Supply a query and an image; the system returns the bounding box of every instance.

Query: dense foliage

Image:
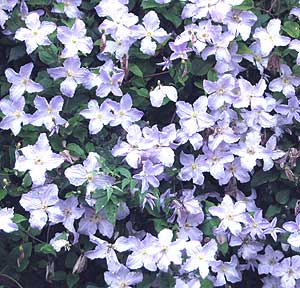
[2,0,300,287]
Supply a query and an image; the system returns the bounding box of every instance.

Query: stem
[143,71,170,78]
[19,227,45,244]
[0,273,24,288]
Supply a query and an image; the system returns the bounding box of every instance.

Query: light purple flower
[133,11,168,55]
[169,41,193,61]
[184,239,218,278]
[19,184,60,229]
[273,256,300,288]
[243,209,269,239]
[0,96,29,135]
[257,245,284,275]
[30,95,67,133]
[104,265,143,288]
[48,196,84,238]
[0,207,18,233]
[283,214,300,248]
[106,94,143,129]
[15,12,56,54]
[96,70,124,98]
[275,96,300,123]
[209,195,246,236]
[149,83,178,108]
[263,217,284,241]
[269,64,300,97]
[14,133,64,185]
[253,19,290,56]
[5,62,43,99]
[80,100,113,134]
[47,56,89,97]
[203,74,235,110]
[289,39,300,65]
[0,0,17,29]
[133,160,164,193]
[211,256,242,287]
[65,152,115,205]
[176,96,215,136]
[261,135,285,171]
[155,228,185,272]
[78,207,114,238]
[57,19,93,58]
[223,10,257,41]
[178,152,208,185]
[52,0,82,18]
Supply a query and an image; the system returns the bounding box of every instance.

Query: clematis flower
[14,133,64,185]
[125,234,160,271]
[289,39,300,65]
[133,160,164,193]
[78,207,114,238]
[30,95,67,133]
[181,0,219,21]
[0,96,29,135]
[65,152,115,205]
[178,152,208,186]
[269,64,300,98]
[169,41,193,61]
[52,0,82,18]
[50,232,71,252]
[85,235,131,272]
[19,184,60,230]
[231,131,264,172]
[257,245,284,275]
[261,135,285,171]
[104,265,143,288]
[133,11,168,55]
[223,10,257,41]
[211,256,242,287]
[275,96,300,123]
[106,94,143,129]
[203,74,235,110]
[208,195,246,236]
[155,229,185,272]
[149,82,178,107]
[0,207,18,233]
[47,56,89,97]
[5,62,43,99]
[80,100,113,134]
[176,96,215,136]
[48,197,84,239]
[15,12,56,54]
[96,70,124,98]
[273,256,300,288]
[283,214,300,248]
[243,209,269,239]
[184,239,218,278]
[253,19,290,56]
[0,0,18,29]
[263,217,284,241]
[57,19,93,58]
[220,158,250,185]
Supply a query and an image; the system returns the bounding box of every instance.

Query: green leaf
[200,279,213,288]
[275,189,290,205]
[207,69,218,81]
[265,204,281,218]
[142,0,162,9]
[104,201,118,225]
[8,46,27,63]
[53,3,64,11]
[201,218,220,236]
[95,194,109,213]
[129,64,144,77]
[237,42,253,55]
[218,241,229,256]
[282,21,300,38]
[116,167,131,178]
[13,213,27,224]
[191,58,214,76]
[35,243,56,256]
[251,169,279,187]
[66,274,79,288]
[66,143,85,158]
[38,44,58,65]
[0,189,7,201]
[22,173,32,188]
[233,0,254,10]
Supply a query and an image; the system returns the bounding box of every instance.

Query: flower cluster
[1,0,300,287]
